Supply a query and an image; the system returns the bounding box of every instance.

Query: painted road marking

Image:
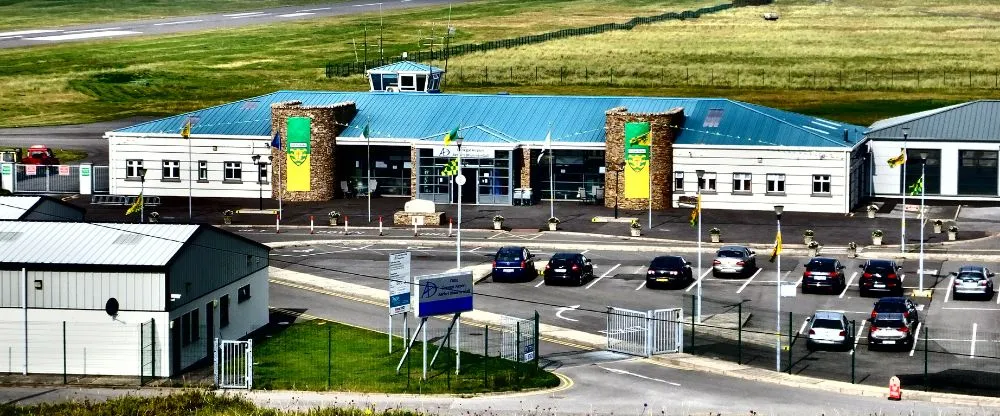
[228,13,270,19]
[685,269,713,292]
[534,279,546,288]
[299,7,332,12]
[971,323,978,358]
[586,263,620,289]
[353,2,385,7]
[736,267,763,294]
[224,11,264,17]
[279,12,315,17]
[851,319,866,354]
[945,275,955,302]
[469,246,481,252]
[909,322,922,357]
[581,249,590,255]
[598,366,680,386]
[154,20,204,26]
[65,27,121,34]
[0,29,60,37]
[29,30,139,41]
[797,318,810,336]
[839,272,858,299]
[636,281,646,291]
[942,307,1000,311]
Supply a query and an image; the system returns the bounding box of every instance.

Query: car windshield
[811,318,843,330]
[718,250,744,258]
[496,250,521,262]
[651,257,683,268]
[866,265,894,275]
[807,260,836,271]
[875,302,906,313]
[873,318,905,328]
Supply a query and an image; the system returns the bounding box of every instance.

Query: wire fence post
[533,311,540,371]
[483,325,489,389]
[690,294,696,352]
[924,327,929,391]
[327,324,332,390]
[63,321,67,384]
[737,302,743,365]
[851,320,856,384]
[787,311,793,374]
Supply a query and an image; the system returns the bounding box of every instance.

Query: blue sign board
[388,252,412,315]
[416,272,474,318]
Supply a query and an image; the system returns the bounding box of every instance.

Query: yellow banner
[624,122,651,199]
[286,117,311,192]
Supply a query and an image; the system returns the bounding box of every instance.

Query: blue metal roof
[114,91,863,148]
[367,61,444,74]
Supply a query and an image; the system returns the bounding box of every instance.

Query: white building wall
[107,135,273,199]
[871,140,998,198]
[672,146,852,213]
[1,270,164,310]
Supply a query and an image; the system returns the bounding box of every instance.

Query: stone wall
[604,107,684,211]
[270,101,356,201]
[519,147,532,188]
[409,145,418,200]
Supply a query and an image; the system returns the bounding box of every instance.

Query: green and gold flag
[623,122,651,199]
[286,117,312,192]
[688,194,701,228]
[125,194,143,216]
[887,149,906,168]
[908,175,924,196]
[769,231,782,263]
[441,158,459,176]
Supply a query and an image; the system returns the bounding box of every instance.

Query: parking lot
[269,238,1000,394]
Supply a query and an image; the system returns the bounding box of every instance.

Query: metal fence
[139,319,157,385]
[214,338,252,389]
[13,164,80,194]
[684,295,1000,397]
[93,165,109,194]
[324,0,770,78]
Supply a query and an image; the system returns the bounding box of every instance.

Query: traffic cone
[888,376,901,401]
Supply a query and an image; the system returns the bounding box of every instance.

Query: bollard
[378,215,384,236]
[310,215,315,234]
[448,217,453,237]
[275,213,280,234]
[888,376,902,400]
[344,215,349,234]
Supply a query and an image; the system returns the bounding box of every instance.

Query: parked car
[868,312,916,350]
[491,246,538,282]
[20,145,59,165]
[952,265,995,300]
[543,252,594,286]
[712,245,757,278]
[870,297,919,324]
[646,255,693,289]
[806,310,853,352]
[858,259,903,297]
[801,257,847,294]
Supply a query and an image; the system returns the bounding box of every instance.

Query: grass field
[0,0,348,31]
[0,0,998,128]
[253,319,557,393]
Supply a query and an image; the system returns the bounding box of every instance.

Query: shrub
[872,229,884,237]
[548,217,560,224]
[493,215,505,222]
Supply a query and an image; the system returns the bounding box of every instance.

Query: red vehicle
[21,145,60,165]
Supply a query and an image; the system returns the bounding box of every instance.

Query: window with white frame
[161,160,180,181]
[766,173,786,194]
[812,174,831,195]
[732,173,752,193]
[126,159,143,179]
[198,160,208,181]
[674,172,684,192]
[697,172,717,192]
[224,162,242,182]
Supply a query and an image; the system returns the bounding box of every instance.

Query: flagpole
[367,120,372,223]
[901,133,908,253]
[775,205,783,373]
[919,160,926,292]
[548,145,554,220]
[647,138,652,230]
[187,137,192,222]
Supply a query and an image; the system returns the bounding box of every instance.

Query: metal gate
[13,164,80,193]
[606,307,683,357]
[500,314,537,363]
[214,338,253,389]
[92,166,109,193]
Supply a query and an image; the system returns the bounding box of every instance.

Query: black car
[646,255,693,289]
[858,259,903,297]
[543,252,594,286]
[870,297,919,324]
[801,257,847,294]
[491,246,538,282]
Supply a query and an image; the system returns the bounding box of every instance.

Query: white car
[806,310,853,352]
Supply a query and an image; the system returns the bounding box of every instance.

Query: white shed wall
[672,146,852,213]
[0,270,164,310]
[108,135,273,199]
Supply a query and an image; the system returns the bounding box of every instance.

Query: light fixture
[212,146,218,151]
[33,280,42,290]
[696,170,705,179]
[901,127,910,139]
[920,152,928,160]
[774,205,784,216]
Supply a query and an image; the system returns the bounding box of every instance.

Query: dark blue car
[492,246,538,282]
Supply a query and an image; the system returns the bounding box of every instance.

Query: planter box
[493,221,503,230]
[847,248,857,258]
[329,218,340,226]
[867,210,876,219]
[948,231,957,241]
[808,248,818,257]
[630,229,641,237]
[548,223,558,231]
[933,224,942,233]
[803,235,814,245]
[710,234,721,243]
[872,236,883,245]
[223,216,232,225]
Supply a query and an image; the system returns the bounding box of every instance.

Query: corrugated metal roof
[0,196,41,220]
[866,101,1000,141]
[367,61,444,74]
[113,91,864,148]
[0,222,199,266]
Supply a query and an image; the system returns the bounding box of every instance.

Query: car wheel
[577,276,584,286]
[712,270,721,278]
[860,288,869,298]
[806,343,816,353]
[544,278,551,286]
[801,285,810,295]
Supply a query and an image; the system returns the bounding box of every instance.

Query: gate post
[0,163,13,193]
[79,163,92,195]
[645,310,653,357]
[213,338,219,387]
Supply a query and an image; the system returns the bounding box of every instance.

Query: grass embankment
[254,319,557,393]
[0,390,420,416]
[0,0,348,31]
[7,148,87,164]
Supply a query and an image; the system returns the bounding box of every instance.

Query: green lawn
[0,0,350,31]
[253,319,558,393]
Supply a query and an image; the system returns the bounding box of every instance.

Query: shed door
[958,150,998,196]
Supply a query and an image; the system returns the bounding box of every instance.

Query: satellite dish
[105,298,120,318]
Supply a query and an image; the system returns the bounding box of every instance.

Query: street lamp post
[696,170,705,323]
[918,152,927,292]
[251,155,264,211]
[138,167,147,223]
[901,127,910,253]
[455,137,465,270]
[774,204,784,372]
[611,162,625,219]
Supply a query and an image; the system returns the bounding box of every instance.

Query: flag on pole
[443,125,459,146]
[362,123,370,140]
[887,149,906,168]
[768,231,782,263]
[441,158,459,176]
[537,130,551,164]
[125,195,144,216]
[908,175,924,196]
[688,194,701,227]
[270,132,282,150]
[180,120,191,139]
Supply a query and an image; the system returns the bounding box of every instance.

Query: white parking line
[581,249,590,255]
[28,30,138,40]
[153,19,204,26]
[909,322,922,357]
[534,279,545,288]
[797,318,810,336]
[851,319,866,354]
[279,12,315,17]
[945,275,955,303]
[298,7,332,12]
[636,281,646,291]
[64,27,121,34]
[224,11,264,17]
[736,268,763,294]
[469,246,481,252]
[793,275,804,289]
[228,13,270,19]
[634,266,646,274]
[0,29,60,37]
[586,263,619,289]
[839,272,858,299]
[971,323,978,358]
[942,307,1000,311]
[685,269,713,292]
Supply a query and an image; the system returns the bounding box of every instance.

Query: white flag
[537,130,551,164]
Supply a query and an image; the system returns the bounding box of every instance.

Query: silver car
[868,312,915,350]
[952,265,996,300]
[806,310,853,352]
[712,245,757,278]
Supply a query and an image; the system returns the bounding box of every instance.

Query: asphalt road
[0,118,153,163]
[262,236,1000,395]
[0,0,471,49]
